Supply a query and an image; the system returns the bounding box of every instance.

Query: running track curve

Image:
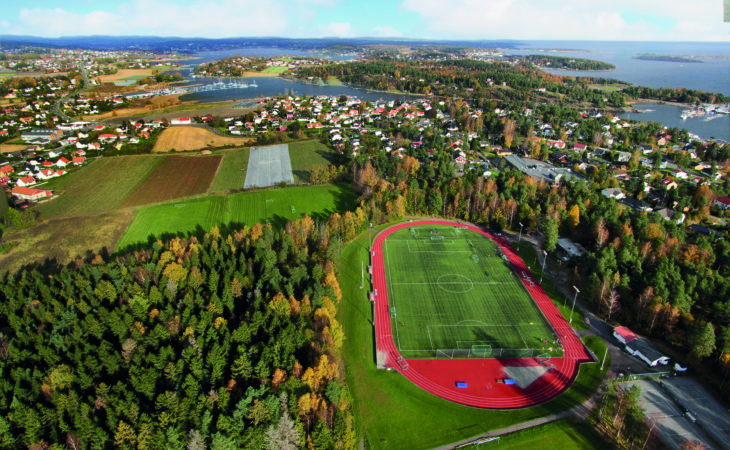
[371,220,593,409]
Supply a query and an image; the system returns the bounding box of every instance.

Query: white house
[601,188,625,200]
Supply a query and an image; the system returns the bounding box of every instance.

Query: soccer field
[383,225,561,359]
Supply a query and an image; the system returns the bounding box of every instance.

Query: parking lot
[660,377,730,448]
[622,380,712,449]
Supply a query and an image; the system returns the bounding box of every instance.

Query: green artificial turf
[384,225,559,359]
[116,184,357,250]
[338,227,610,449]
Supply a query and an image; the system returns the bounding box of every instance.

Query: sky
[0,0,728,41]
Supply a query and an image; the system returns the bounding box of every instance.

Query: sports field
[384,225,560,359]
[116,184,357,249]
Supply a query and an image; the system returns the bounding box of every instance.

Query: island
[522,55,616,71]
[634,54,702,63]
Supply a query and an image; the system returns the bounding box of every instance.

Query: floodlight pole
[369,223,373,251]
[569,286,580,323]
[539,250,547,284]
[518,222,524,250]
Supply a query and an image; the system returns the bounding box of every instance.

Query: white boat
[250,80,258,88]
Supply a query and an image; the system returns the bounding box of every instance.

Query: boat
[250,80,258,88]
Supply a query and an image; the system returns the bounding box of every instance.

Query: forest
[295,59,626,108]
[0,219,358,449]
[521,55,616,71]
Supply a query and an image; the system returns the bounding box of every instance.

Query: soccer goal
[471,344,492,358]
[431,235,444,241]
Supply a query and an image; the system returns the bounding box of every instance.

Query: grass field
[152,126,251,152]
[117,184,357,249]
[326,76,344,86]
[491,419,610,449]
[384,225,559,359]
[262,66,289,74]
[209,147,251,192]
[36,156,163,218]
[514,244,588,330]
[339,229,610,448]
[122,155,221,207]
[288,140,338,183]
[0,210,135,275]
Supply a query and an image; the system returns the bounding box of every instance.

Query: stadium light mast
[570,286,580,323]
[539,250,547,284]
[369,223,373,250]
[518,222,524,250]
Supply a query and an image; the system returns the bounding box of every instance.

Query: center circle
[436,273,474,293]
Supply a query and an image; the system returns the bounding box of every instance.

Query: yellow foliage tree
[567,204,580,230]
[269,292,291,317]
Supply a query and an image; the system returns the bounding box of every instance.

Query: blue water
[623,103,729,142]
[512,41,730,96]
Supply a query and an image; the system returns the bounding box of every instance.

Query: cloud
[6,0,292,37]
[318,21,354,37]
[400,0,729,41]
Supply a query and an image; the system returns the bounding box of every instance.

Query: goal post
[471,344,492,357]
[431,235,444,241]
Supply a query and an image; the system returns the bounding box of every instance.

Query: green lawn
[262,66,289,74]
[514,244,588,330]
[384,225,559,359]
[209,147,250,192]
[339,228,609,449]
[117,184,357,250]
[36,156,164,218]
[288,140,338,183]
[326,76,344,86]
[492,419,611,450]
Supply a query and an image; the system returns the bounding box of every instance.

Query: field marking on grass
[428,324,529,350]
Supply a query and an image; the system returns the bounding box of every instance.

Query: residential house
[601,188,626,200]
[170,117,191,125]
[11,186,52,201]
[715,195,730,210]
[655,207,685,224]
[16,175,36,187]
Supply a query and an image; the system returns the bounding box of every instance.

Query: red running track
[371,220,593,409]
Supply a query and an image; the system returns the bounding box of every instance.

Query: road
[53,67,90,122]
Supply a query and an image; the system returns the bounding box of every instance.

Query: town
[1,35,730,450]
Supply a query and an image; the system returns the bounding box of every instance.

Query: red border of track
[371,220,593,409]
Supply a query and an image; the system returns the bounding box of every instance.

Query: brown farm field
[122,155,221,207]
[95,68,154,83]
[152,126,252,152]
[0,144,28,153]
